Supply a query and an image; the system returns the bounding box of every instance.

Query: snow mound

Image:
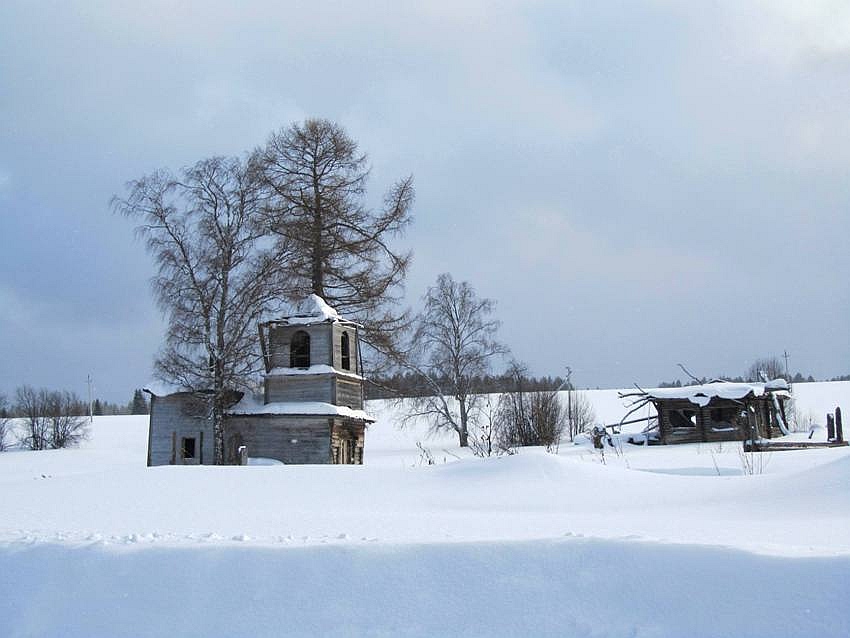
[247,457,285,466]
[776,454,850,502]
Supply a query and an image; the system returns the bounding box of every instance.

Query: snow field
[1,382,849,637]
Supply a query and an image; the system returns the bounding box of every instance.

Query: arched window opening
[341,332,351,371]
[290,331,311,368]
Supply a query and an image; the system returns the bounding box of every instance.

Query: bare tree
[0,393,9,451]
[746,356,786,382]
[403,274,507,447]
[564,388,596,441]
[113,156,291,463]
[44,390,88,449]
[252,118,414,363]
[14,387,88,450]
[16,385,49,450]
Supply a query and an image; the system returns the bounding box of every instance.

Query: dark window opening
[669,409,697,428]
[709,406,736,432]
[182,437,196,459]
[341,332,351,371]
[290,331,311,368]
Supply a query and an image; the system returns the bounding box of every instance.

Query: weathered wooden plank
[744,440,849,452]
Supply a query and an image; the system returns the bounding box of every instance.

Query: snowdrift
[3,538,848,638]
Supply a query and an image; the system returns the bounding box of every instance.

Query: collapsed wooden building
[145,295,372,466]
[620,380,791,445]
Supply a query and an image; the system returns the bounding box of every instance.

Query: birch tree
[0,393,10,451]
[405,274,507,447]
[113,157,291,464]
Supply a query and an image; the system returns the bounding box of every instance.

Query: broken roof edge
[142,380,190,397]
[262,316,363,328]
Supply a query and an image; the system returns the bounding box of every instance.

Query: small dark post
[836,407,844,443]
[591,426,604,449]
[199,430,204,464]
[827,414,835,441]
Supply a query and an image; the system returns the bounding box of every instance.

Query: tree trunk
[212,395,225,465]
[311,177,324,297]
[458,397,469,447]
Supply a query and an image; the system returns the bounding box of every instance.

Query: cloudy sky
[2,1,849,402]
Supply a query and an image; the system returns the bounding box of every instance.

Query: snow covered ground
[1,382,849,637]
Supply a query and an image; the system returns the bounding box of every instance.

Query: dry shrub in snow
[564,389,596,441]
[495,388,566,452]
[791,402,819,434]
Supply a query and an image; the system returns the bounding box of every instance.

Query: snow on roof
[644,379,789,407]
[276,294,344,325]
[262,294,363,327]
[227,395,374,421]
[266,364,363,380]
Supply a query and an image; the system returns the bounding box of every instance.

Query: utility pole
[555,367,574,439]
[86,374,93,423]
[783,351,790,380]
[558,366,573,440]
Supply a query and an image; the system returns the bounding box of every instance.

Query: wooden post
[171,431,177,465]
[827,414,835,441]
[836,407,844,443]
[199,430,204,464]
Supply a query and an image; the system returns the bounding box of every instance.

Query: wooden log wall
[225,415,333,464]
[656,396,786,445]
[265,375,335,403]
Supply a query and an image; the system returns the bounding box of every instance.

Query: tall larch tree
[252,119,414,364]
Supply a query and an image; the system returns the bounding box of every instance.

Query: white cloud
[719,0,850,67]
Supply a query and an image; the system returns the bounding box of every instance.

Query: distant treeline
[0,388,149,418]
[367,369,850,399]
[657,372,849,388]
[365,372,571,400]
